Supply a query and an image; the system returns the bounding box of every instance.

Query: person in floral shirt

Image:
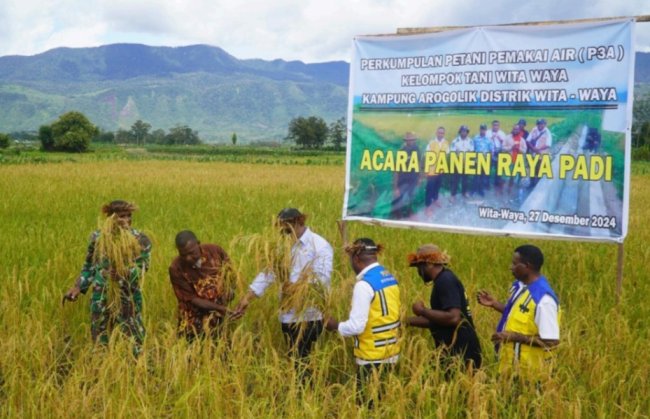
[169,230,234,341]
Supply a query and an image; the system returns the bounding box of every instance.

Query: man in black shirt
[406,244,482,371]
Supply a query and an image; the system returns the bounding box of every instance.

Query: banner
[343,19,635,243]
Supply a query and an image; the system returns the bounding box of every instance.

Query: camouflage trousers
[90,283,145,356]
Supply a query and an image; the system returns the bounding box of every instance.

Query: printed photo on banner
[343,19,634,242]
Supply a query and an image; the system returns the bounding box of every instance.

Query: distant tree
[638,121,650,148]
[166,125,201,145]
[115,129,133,144]
[131,120,152,146]
[39,125,55,151]
[47,111,99,152]
[231,132,238,146]
[94,130,115,143]
[286,116,329,149]
[56,130,88,152]
[633,93,650,147]
[328,117,347,150]
[0,133,10,149]
[150,129,166,144]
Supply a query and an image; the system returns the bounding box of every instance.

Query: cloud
[0,0,648,61]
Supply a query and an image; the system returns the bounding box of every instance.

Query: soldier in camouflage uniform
[63,200,151,355]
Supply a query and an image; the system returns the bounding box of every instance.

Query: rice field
[1,157,649,418]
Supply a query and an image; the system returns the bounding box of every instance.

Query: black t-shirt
[429,268,482,367]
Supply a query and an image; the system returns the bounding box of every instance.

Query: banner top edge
[352,15,643,39]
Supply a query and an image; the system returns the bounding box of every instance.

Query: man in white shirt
[488,120,507,192]
[234,208,333,378]
[450,125,474,201]
[325,238,400,405]
[526,118,553,189]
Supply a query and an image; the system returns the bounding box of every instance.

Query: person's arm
[328,281,373,337]
[414,274,465,327]
[64,232,98,302]
[411,301,462,327]
[406,315,432,328]
[231,288,260,320]
[477,290,505,313]
[490,331,558,349]
[248,270,274,297]
[491,295,559,349]
[534,295,560,348]
[169,265,196,302]
[189,297,230,315]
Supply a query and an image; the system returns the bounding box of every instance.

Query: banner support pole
[616,242,624,303]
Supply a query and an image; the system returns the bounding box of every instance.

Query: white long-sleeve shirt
[338,262,399,365]
[249,227,333,323]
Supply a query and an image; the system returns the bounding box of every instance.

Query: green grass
[0,158,649,417]
[0,143,345,166]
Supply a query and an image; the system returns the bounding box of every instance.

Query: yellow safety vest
[426,139,450,176]
[499,277,560,378]
[354,265,401,361]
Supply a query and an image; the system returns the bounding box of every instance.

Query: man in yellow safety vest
[478,244,560,379]
[325,238,401,405]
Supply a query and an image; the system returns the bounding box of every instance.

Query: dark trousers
[529,158,542,190]
[425,175,444,206]
[281,320,323,380]
[356,362,395,408]
[492,157,503,189]
[450,174,471,197]
[473,173,490,196]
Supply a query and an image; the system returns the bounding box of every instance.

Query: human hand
[412,301,426,316]
[477,290,496,308]
[63,286,81,305]
[230,307,246,321]
[325,317,339,331]
[229,297,250,320]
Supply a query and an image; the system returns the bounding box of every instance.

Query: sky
[1,0,649,63]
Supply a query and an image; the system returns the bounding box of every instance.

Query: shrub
[0,133,10,149]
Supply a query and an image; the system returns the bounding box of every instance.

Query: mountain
[0,44,349,142]
[0,44,648,142]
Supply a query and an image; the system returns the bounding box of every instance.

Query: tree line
[36,112,202,152]
[94,120,201,147]
[0,111,346,153]
[11,102,650,156]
